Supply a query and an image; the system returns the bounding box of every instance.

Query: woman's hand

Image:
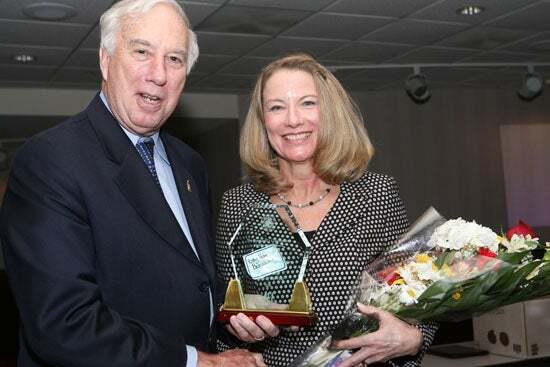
[226,313,280,343]
[331,303,423,367]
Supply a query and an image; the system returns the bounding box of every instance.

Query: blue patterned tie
[135,138,160,187]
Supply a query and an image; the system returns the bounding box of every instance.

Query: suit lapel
[86,94,202,265]
[114,153,202,264]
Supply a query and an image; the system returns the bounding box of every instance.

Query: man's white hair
[100,0,199,74]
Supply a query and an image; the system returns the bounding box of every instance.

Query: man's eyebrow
[128,38,187,57]
[128,38,151,48]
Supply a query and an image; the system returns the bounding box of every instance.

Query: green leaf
[434,250,456,268]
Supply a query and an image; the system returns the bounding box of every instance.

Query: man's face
[99,3,188,136]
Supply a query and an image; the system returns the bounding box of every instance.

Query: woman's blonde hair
[240,52,375,194]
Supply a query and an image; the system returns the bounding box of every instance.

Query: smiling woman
[215,53,438,367]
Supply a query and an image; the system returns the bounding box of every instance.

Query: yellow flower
[452,292,462,300]
[416,254,431,263]
[392,278,405,286]
[441,264,454,277]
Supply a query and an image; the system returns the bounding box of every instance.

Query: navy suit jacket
[0,94,217,366]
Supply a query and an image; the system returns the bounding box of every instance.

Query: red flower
[386,272,401,285]
[475,248,497,270]
[506,220,536,240]
[479,247,497,258]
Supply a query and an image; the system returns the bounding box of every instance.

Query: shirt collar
[99,91,169,165]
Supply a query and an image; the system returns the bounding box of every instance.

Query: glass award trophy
[217,203,316,326]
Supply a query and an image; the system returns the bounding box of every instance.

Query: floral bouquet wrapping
[291,208,550,367]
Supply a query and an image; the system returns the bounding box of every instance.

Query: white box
[473,298,550,358]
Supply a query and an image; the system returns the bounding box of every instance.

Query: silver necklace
[277,188,331,209]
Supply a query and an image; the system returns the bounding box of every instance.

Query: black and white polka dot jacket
[216,171,437,367]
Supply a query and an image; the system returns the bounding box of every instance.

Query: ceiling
[1,0,550,94]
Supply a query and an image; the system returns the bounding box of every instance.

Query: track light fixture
[517,65,543,101]
[327,62,550,103]
[405,66,431,104]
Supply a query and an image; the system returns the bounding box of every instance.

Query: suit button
[199,282,209,292]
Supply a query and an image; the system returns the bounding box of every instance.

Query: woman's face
[262,69,320,167]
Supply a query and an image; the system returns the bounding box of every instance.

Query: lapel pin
[186,179,192,192]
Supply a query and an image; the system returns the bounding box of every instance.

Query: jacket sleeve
[383,177,438,367]
[0,137,188,367]
[213,190,247,350]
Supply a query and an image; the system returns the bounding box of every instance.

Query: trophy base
[217,308,316,327]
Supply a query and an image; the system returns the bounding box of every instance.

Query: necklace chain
[277,188,331,209]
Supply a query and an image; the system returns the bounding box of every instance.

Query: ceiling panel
[179,0,227,4]
[322,42,414,63]
[0,19,90,48]
[180,1,222,27]
[319,61,371,80]
[500,31,550,54]
[362,19,467,45]
[283,13,393,40]
[0,0,111,25]
[488,2,550,31]
[228,0,335,11]
[437,26,537,50]
[218,57,274,75]
[192,74,258,91]
[192,54,236,73]
[247,37,343,58]
[64,49,99,69]
[339,67,411,91]
[196,32,271,56]
[195,5,311,35]
[326,0,439,17]
[1,0,549,93]
[183,71,209,88]
[80,25,100,49]
[389,46,481,64]
[410,0,540,25]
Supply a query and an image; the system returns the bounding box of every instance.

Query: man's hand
[197,349,266,367]
[226,313,280,343]
[331,303,423,367]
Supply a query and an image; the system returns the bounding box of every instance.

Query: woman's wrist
[404,324,424,356]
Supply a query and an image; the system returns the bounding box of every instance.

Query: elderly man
[0,0,266,366]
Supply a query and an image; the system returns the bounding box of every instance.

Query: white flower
[396,283,426,305]
[415,261,443,282]
[427,218,499,253]
[500,234,539,253]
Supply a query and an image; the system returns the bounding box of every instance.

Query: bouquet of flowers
[291,208,550,367]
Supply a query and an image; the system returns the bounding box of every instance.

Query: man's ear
[99,48,110,81]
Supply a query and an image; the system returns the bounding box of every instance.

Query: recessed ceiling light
[13,54,35,64]
[456,5,485,16]
[23,2,77,21]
